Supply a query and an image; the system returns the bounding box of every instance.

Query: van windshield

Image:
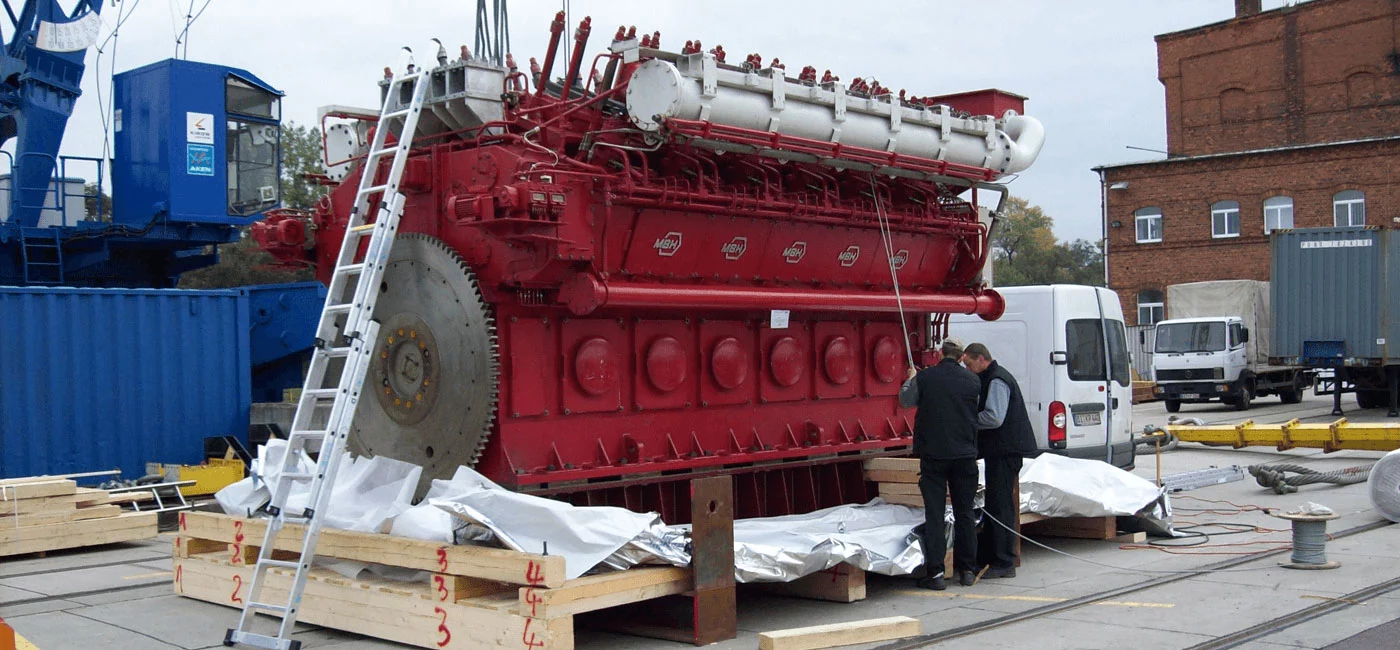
[1156,322,1226,353]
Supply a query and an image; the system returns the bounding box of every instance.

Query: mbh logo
[891,249,910,270]
[838,245,861,267]
[653,231,683,257]
[721,236,748,261]
[782,241,807,264]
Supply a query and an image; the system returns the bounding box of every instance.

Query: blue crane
[0,0,285,287]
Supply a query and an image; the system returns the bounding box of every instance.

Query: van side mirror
[1050,351,1068,365]
[1241,328,1250,343]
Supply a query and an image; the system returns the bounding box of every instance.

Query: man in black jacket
[962,343,1038,578]
[899,337,981,590]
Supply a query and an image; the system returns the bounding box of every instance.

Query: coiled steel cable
[1247,463,1374,494]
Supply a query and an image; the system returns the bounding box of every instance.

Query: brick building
[1094,0,1400,326]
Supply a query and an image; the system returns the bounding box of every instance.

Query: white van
[948,285,1135,470]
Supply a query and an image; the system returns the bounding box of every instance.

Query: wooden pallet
[0,478,159,557]
[174,512,697,650]
[1133,381,1157,404]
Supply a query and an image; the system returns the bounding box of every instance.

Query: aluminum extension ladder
[225,66,430,650]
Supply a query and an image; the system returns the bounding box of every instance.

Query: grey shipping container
[1271,227,1397,366]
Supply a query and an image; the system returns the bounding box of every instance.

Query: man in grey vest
[899,337,981,590]
[962,343,1038,578]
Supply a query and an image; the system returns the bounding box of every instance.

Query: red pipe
[535,11,567,97]
[562,17,592,98]
[561,275,1005,320]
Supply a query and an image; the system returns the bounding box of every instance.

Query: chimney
[1235,0,1262,17]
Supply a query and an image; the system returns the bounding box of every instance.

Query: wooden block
[1019,512,1048,525]
[754,565,866,603]
[518,566,691,619]
[432,574,512,603]
[877,483,921,497]
[1022,515,1117,540]
[0,493,82,515]
[758,616,921,650]
[0,512,157,556]
[174,536,227,558]
[881,493,924,508]
[175,554,575,650]
[179,512,568,588]
[862,469,920,484]
[0,504,120,528]
[1108,531,1147,544]
[0,479,77,501]
[862,458,919,473]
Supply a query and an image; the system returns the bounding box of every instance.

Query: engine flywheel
[348,233,498,495]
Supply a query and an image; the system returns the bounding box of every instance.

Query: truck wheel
[1164,400,1181,413]
[1234,389,1251,411]
[1357,391,1386,410]
[1280,380,1303,404]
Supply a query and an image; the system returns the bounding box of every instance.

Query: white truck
[1150,280,1313,412]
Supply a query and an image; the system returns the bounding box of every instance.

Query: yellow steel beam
[1165,418,1400,452]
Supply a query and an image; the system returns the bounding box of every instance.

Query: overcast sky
[51,0,1297,243]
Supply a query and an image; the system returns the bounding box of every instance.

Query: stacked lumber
[174,512,696,650]
[0,476,158,557]
[1132,380,1157,404]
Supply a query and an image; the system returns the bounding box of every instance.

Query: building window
[1264,196,1293,234]
[1334,190,1365,228]
[1135,207,1162,244]
[1138,289,1164,325]
[1211,200,1241,238]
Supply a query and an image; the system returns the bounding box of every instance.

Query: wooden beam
[175,554,575,650]
[1022,515,1118,540]
[754,565,866,603]
[0,513,157,556]
[862,458,919,473]
[179,512,567,588]
[876,483,921,497]
[758,616,921,650]
[0,504,120,528]
[0,493,82,515]
[0,480,76,501]
[880,493,924,508]
[519,566,691,618]
[862,469,919,484]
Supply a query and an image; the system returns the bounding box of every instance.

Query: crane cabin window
[225,76,281,216]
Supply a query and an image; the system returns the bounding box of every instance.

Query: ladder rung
[225,631,289,650]
[368,147,397,159]
[260,559,302,570]
[302,388,339,400]
[335,263,366,276]
[383,108,413,119]
[291,429,331,439]
[350,222,378,233]
[247,601,289,614]
[318,346,354,358]
[359,183,390,195]
[324,303,353,315]
[278,472,315,481]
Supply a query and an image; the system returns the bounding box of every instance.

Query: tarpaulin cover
[1019,453,1172,534]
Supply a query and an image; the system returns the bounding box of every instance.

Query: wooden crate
[174,512,695,650]
[0,478,158,557]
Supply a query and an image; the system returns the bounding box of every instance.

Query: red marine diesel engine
[256,13,1044,523]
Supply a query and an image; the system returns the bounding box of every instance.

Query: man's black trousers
[979,454,1023,570]
[919,457,978,577]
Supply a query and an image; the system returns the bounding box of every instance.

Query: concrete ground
[4,391,1398,650]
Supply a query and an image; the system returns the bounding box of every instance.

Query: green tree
[990,196,1104,287]
[280,121,327,210]
[178,121,322,289]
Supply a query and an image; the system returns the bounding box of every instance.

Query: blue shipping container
[0,287,251,480]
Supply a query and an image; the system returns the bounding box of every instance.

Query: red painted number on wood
[230,575,244,604]
[175,565,183,589]
[437,547,449,572]
[434,606,452,647]
[522,588,542,617]
[521,618,544,649]
[524,561,544,586]
[230,520,245,563]
[434,575,450,602]
[178,511,187,531]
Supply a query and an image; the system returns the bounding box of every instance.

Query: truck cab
[1151,317,1251,411]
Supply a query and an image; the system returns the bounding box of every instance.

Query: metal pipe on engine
[535,10,567,97]
[562,275,1005,320]
[562,17,592,98]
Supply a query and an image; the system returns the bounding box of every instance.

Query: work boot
[958,570,976,587]
[984,566,1016,579]
[916,574,947,591]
